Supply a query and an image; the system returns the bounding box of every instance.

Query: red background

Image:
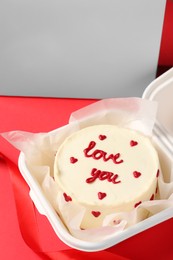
[157,0,173,74]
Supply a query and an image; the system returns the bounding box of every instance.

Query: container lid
[142,68,173,156]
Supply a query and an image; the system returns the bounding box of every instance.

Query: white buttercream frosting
[54,125,160,229]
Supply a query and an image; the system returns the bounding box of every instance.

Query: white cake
[54,125,160,229]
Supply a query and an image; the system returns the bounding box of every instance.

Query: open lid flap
[142,68,173,156]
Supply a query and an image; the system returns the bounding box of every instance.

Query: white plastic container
[18,68,173,252]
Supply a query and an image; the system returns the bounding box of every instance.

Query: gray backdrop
[0,0,166,98]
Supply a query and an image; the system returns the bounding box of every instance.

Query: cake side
[54,125,160,229]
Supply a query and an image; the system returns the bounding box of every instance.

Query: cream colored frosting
[54,125,159,229]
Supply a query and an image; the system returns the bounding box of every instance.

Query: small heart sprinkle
[63,193,72,202]
[91,211,101,217]
[70,157,78,164]
[134,201,142,208]
[98,192,107,200]
[99,134,107,140]
[130,140,138,147]
[150,194,154,200]
[155,186,158,194]
[133,171,141,178]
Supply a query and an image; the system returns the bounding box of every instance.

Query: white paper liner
[2,98,173,242]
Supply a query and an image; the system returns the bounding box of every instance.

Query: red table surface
[0,96,173,260]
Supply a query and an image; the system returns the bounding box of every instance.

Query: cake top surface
[54,124,159,209]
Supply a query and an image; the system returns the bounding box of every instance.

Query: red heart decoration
[63,193,72,202]
[99,134,107,140]
[70,157,78,164]
[130,140,138,147]
[134,201,142,208]
[91,211,101,217]
[133,171,141,178]
[98,192,107,200]
[150,194,154,200]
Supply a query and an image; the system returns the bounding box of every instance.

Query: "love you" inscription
[86,168,121,184]
[83,137,124,185]
[83,141,123,164]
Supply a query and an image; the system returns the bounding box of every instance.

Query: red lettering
[111,174,121,184]
[107,172,114,182]
[83,141,96,157]
[99,171,109,180]
[86,168,121,184]
[93,150,105,159]
[106,172,120,184]
[83,141,124,164]
[112,153,123,164]
[86,168,100,183]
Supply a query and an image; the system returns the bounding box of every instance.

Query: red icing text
[86,168,121,184]
[83,141,123,164]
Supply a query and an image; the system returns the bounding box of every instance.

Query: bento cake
[54,125,160,229]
